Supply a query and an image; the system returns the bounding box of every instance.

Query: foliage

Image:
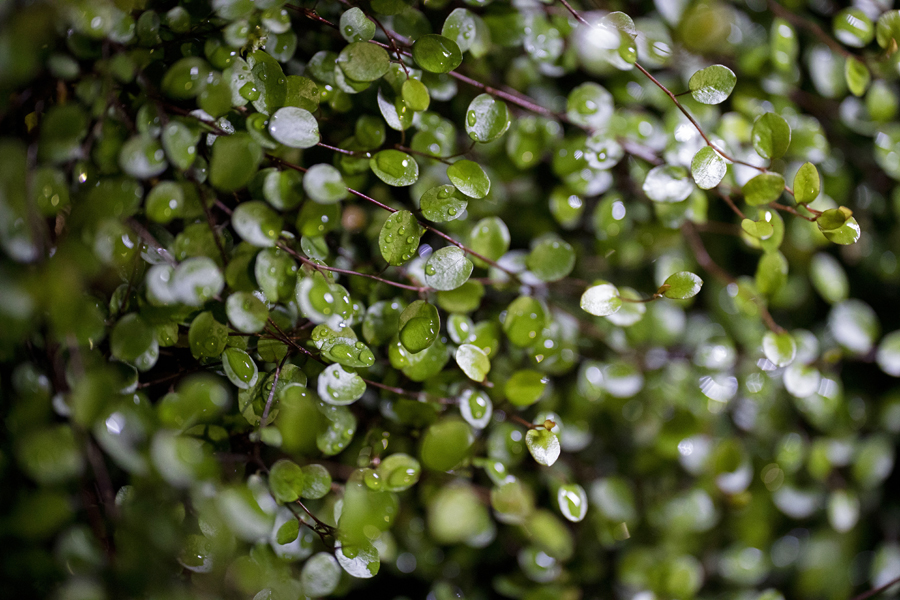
[3,0,900,599]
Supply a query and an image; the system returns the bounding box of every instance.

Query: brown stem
[509,414,538,429]
[681,222,785,334]
[713,189,747,220]
[851,574,900,600]
[394,144,453,165]
[769,201,818,221]
[279,243,431,292]
[318,142,367,157]
[260,352,289,428]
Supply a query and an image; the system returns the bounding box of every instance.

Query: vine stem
[278,243,432,292]
[682,222,785,334]
[259,352,289,428]
[851,574,900,600]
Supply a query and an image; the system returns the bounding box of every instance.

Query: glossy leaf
[661,272,703,299]
[379,210,423,265]
[743,172,785,206]
[689,65,737,105]
[399,300,441,353]
[643,165,693,203]
[420,185,468,222]
[525,428,560,467]
[762,331,796,368]
[581,283,622,316]
[412,34,462,73]
[446,160,490,199]
[793,162,820,204]
[455,343,490,382]
[465,94,511,143]
[691,146,727,189]
[752,113,791,160]
[268,107,319,148]
[424,246,473,291]
[370,150,419,186]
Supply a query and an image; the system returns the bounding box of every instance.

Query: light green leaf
[845,56,870,97]
[876,10,900,49]
[442,8,477,52]
[876,330,900,377]
[303,163,348,203]
[526,237,575,282]
[465,94,511,143]
[119,134,168,179]
[401,78,430,111]
[301,553,341,597]
[741,217,774,240]
[809,252,849,304]
[268,107,319,148]
[459,389,492,429]
[399,300,440,353]
[188,311,228,359]
[421,185,468,222]
[161,121,199,171]
[268,459,304,503]
[503,296,547,347]
[446,160,490,199]
[643,165,693,203]
[222,347,259,389]
[456,343,490,382]
[833,7,874,48]
[661,272,703,299]
[822,217,861,245]
[226,292,269,333]
[337,42,390,82]
[763,331,796,367]
[276,519,299,545]
[756,251,788,296]
[580,283,623,316]
[317,363,366,405]
[370,150,419,186]
[340,7,375,43]
[210,133,263,192]
[691,146,727,189]
[376,453,421,492]
[335,539,380,579]
[566,82,614,129]
[378,210,423,265]
[468,216,510,266]
[420,418,474,471]
[232,201,282,247]
[688,65,737,105]
[412,34,462,73]
[505,369,547,407]
[424,246,474,291]
[557,483,588,522]
[751,113,791,160]
[525,428,560,466]
[743,172,785,205]
[793,162,821,204]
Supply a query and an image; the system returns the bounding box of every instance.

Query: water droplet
[406,236,415,243]
[466,111,477,127]
[425,265,436,276]
[448,207,457,216]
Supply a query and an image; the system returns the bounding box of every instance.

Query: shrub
[1,0,900,598]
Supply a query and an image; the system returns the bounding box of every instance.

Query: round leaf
[688,64,737,105]
[420,185,468,222]
[691,146,727,189]
[793,162,820,204]
[370,150,419,186]
[580,283,622,316]
[661,271,703,299]
[226,292,269,333]
[222,347,259,389]
[751,113,791,160]
[379,210,423,265]
[455,343,490,382]
[232,201,282,247]
[743,172,785,206]
[465,94,511,143]
[301,553,341,597]
[557,483,588,522]
[317,363,366,405]
[399,300,441,353]
[340,7,375,43]
[268,107,320,149]
[503,296,547,347]
[526,237,575,282]
[412,34,462,73]
[762,331,797,367]
[525,428,560,467]
[505,369,547,407]
[337,42,390,82]
[303,164,348,203]
[424,246,474,291]
[210,133,263,192]
[643,165,693,203]
[446,160,490,199]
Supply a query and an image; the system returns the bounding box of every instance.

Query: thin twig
[851,574,900,600]
[260,352,289,427]
[279,243,431,292]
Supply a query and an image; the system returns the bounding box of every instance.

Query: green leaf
[188,311,228,359]
[688,64,737,105]
[299,464,332,499]
[566,83,614,129]
[336,539,380,579]
[340,7,376,43]
[465,94,511,143]
[226,291,269,333]
[526,237,575,282]
[269,459,304,503]
[232,201,282,247]
[809,252,849,304]
[412,34,462,73]
[424,246,474,291]
[793,162,820,204]
[691,146,727,189]
[741,218,774,240]
[756,251,788,296]
[442,8,477,52]
[399,300,440,352]
[401,78,430,112]
[172,257,225,306]
[111,314,156,365]
[594,11,637,70]
[833,7,874,48]
[580,283,623,316]
[876,330,900,377]
[643,165,693,203]
[119,134,168,179]
[301,553,341,597]
[817,207,853,231]
[468,216,510,266]
[161,57,210,100]
[525,428,560,466]
[248,50,287,115]
[420,418,474,471]
[377,87,414,131]
[751,113,791,160]
[743,172,785,206]
[376,453,422,492]
[505,369,547,407]
[762,331,796,368]
[210,133,263,192]
[459,389,492,429]
[503,296,547,347]
[222,347,259,390]
[446,160,490,199]
[421,185,468,222]
[337,42,390,82]
[317,363,366,405]
[161,121,199,171]
[276,519,300,545]
[822,217,861,245]
[303,163,348,203]
[379,210,423,265]
[661,272,703,299]
[557,483,588,522]
[456,343,490,382]
[845,56,870,97]
[268,107,320,148]
[370,150,419,186]
[876,10,900,49]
